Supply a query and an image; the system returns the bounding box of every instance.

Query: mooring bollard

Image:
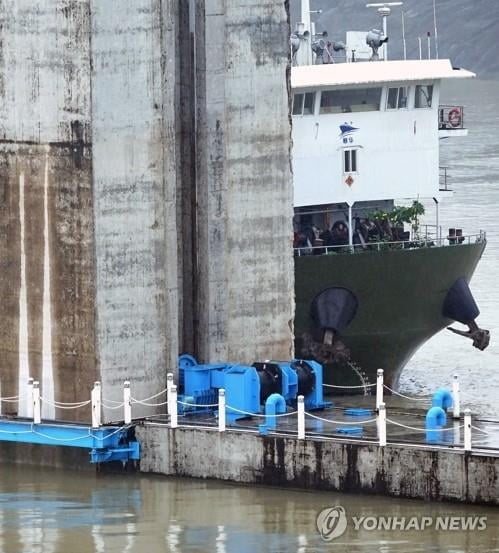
[169,385,178,429]
[218,389,226,432]
[91,381,102,429]
[452,374,460,419]
[27,377,34,419]
[33,381,41,424]
[378,402,387,446]
[464,408,472,452]
[297,395,305,440]
[376,369,384,410]
[123,381,132,424]
[166,373,174,414]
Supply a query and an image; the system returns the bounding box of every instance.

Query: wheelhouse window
[320,87,382,114]
[415,84,433,108]
[343,149,358,173]
[386,87,408,109]
[292,92,315,115]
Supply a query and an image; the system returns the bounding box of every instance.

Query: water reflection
[0,465,497,552]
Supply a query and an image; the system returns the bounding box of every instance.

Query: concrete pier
[0,1,294,421]
[136,424,499,506]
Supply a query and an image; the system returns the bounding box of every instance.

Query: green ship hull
[294,241,486,389]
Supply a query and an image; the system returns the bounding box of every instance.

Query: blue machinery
[0,420,140,464]
[177,355,331,423]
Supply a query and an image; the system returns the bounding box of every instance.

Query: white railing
[1,372,495,455]
[294,231,486,257]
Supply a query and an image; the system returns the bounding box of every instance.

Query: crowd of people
[293,216,410,254]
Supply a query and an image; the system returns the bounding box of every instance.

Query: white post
[297,395,305,440]
[27,377,34,419]
[348,204,353,250]
[376,369,384,410]
[418,37,422,60]
[218,389,226,432]
[0,379,2,417]
[464,408,472,452]
[169,385,178,429]
[166,373,174,414]
[123,381,132,425]
[452,374,460,420]
[33,381,41,424]
[378,402,387,447]
[91,381,102,429]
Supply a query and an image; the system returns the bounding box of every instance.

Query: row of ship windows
[292,85,434,116]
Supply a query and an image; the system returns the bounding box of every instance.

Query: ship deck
[139,393,499,454]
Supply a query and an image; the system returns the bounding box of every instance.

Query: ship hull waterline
[294,240,486,390]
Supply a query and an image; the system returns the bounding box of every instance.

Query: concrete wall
[0,1,96,420]
[0,0,295,421]
[194,0,295,364]
[137,425,499,506]
[89,0,182,416]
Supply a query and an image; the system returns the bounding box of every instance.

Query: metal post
[452,374,460,420]
[427,31,431,59]
[433,197,440,245]
[297,395,305,439]
[218,389,226,432]
[401,11,407,60]
[166,373,174,414]
[464,408,472,452]
[123,381,132,425]
[418,37,422,60]
[27,377,34,419]
[348,204,353,251]
[376,369,384,410]
[378,402,387,446]
[33,381,41,424]
[91,381,102,429]
[169,385,178,429]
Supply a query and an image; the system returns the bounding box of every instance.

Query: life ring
[448,108,462,128]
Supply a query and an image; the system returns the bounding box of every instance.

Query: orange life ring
[448,108,462,128]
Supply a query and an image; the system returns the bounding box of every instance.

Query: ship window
[292,92,315,115]
[387,87,408,109]
[415,84,433,108]
[343,149,358,173]
[320,88,382,114]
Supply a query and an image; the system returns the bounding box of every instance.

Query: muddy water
[0,465,497,553]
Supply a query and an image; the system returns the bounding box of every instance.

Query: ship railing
[293,231,486,256]
[438,105,465,130]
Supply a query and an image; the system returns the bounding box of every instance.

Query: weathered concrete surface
[137,425,499,505]
[0,2,96,420]
[0,0,295,421]
[194,0,295,364]
[89,0,182,417]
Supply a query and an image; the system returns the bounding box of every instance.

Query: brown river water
[0,80,498,552]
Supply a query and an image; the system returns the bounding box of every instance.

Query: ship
[290,1,490,389]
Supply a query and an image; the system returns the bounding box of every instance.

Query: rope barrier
[323,383,376,389]
[0,398,20,403]
[132,389,167,403]
[177,400,219,408]
[305,411,377,425]
[225,405,298,418]
[384,385,432,402]
[102,402,125,410]
[40,397,91,409]
[471,425,495,436]
[0,396,19,401]
[131,398,168,407]
[386,418,463,433]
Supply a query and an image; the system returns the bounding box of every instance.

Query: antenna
[401,11,407,60]
[433,0,439,59]
[366,2,403,60]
